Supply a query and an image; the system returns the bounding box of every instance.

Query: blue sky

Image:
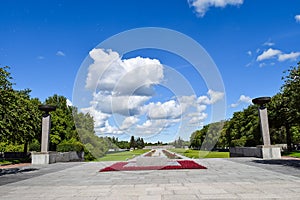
[1,0,300,142]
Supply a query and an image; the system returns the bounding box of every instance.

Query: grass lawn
[0,160,12,165]
[95,149,150,161]
[282,151,300,158]
[168,148,230,159]
[0,159,22,166]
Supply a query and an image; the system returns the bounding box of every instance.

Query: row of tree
[0,66,112,160]
[129,136,145,149]
[169,137,189,148]
[190,62,300,151]
[108,136,171,150]
[107,136,146,150]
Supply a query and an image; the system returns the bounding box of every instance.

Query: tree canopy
[0,67,42,152]
[0,66,111,160]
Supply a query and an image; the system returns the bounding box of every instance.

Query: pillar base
[257,145,281,159]
[31,151,85,165]
[31,152,56,164]
[230,146,281,159]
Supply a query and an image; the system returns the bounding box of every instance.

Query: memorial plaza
[1,156,300,200]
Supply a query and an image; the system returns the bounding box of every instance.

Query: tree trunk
[23,141,28,153]
[285,123,292,151]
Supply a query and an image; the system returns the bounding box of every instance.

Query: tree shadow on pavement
[0,168,38,176]
[252,159,300,169]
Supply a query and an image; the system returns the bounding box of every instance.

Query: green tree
[45,95,77,150]
[280,62,300,150]
[140,138,145,149]
[268,93,288,145]
[13,91,42,152]
[0,66,42,152]
[0,66,15,143]
[130,136,136,149]
[73,111,111,159]
[190,129,206,149]
[135,137,145,149]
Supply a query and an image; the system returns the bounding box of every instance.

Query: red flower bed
[162,149,182,159]
[99,160,206,172]
[144,149,156,157]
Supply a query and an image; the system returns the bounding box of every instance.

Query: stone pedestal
[229,146,281,159]
[31,152,55,164]
[41,114,51,153]
[31,151,84,165]
[259,145,281,159]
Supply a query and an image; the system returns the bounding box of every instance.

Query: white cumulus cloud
[91,92,150,116]
[37,56,45,60]
[85,49,120,90]
[295,15,300,23]
[198,89,224,104]
[263,41,275,47]
[256,48,300,63]
[278,52,300,62]
[188,112,208,124]
[120,116,139,130]
[81,48,224,137]
[82,48,165,135]
[230,95,252,108]
[146,100,182,120]
[188,0,243,17]
[56,51,65,56]
[135,119,180,136]
[256,48,282,61]
[66,99,73,106]
[86,48,164,95]
[95,121,123,135]
[81,106,110,128]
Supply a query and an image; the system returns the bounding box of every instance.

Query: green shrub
[231,136,247,147]
[57,139,84,152]
[0,142,23,152]
[84,147,96,161]
[29,140,41,152]
[84,143,105,159]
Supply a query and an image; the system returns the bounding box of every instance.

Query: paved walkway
[1,158,300,199]
[151,149,167,157]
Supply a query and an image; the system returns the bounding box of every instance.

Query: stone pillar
[41,114,51,152]
[258,106,271,146]
[252,97,281,159]
[37,105,56,152]
[252,97,271,146]
[32,105,57,165]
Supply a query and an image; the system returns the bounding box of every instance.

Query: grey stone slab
[138,195,162,200]
[1,158,300,199]
[237,192,280,199]
[162,194,199,200]
[197,193,240,199]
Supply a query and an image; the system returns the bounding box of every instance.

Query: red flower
[99,160,206,172]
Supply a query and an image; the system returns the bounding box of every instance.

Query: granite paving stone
[1,158,300,199]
